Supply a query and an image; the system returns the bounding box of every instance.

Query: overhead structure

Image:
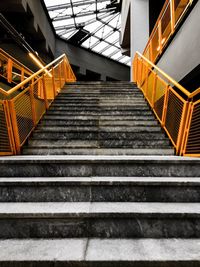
[44,0,131,66]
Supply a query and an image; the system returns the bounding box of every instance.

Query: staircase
[0,81,200,266]
[23,81,174,155]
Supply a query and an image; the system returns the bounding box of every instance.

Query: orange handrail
[0,53,76,155]
[136,52,190,98]
[143,0,194,63]
[133,52,200,157]
[0,48,33,88]
[0,54,67,97]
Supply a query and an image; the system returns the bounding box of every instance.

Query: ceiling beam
[47,0,109,11]
[52,8,117,22]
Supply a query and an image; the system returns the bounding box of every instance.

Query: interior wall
[56,38,130,81]
[130,0,149,80]
[157,0,200,86]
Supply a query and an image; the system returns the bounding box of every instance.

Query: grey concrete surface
[0,238,200,263]
[157,1,200,83]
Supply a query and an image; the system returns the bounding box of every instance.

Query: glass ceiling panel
[44,0,130,66]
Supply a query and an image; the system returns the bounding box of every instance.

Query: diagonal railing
[143,0,194,63]
[133,52,200,157]
[0,54,76,155]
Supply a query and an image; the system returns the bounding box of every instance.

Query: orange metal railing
[143,0,193,63]
[0,54,76,155]
[133,52,200,157]
[0,49,33,88]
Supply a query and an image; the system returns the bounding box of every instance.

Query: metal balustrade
[0,53,76,155]
[133,52,200,156]
[143,0,194,63]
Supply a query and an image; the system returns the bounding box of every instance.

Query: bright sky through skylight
[44,0,130,66]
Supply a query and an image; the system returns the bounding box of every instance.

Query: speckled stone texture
[1,82,200,266]
[22,82,174,155]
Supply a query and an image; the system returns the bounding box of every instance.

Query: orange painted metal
[143,0,194,63]
[133,52,200,156]
[0,53,76,155]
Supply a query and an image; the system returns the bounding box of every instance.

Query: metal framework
[44,0,130,66]
[133,51,200,157]
[143,0,194,64]
[0,49,76,155]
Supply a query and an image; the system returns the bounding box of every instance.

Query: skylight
[44,0,130,66]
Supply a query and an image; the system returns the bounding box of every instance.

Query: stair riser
[52,104,147,108]
[46,111,153,116]
[32,132,165,140]
[48,107,150,111]
[0,217,199,238]
[40,121,158,127]
[22,148,174,156]
[56,97,144,101]
[0,185,199,202]
[0,160,199,177]
[54,99,145,103]
[43,115,156,121]
[35,126,161,133]
[0,261,197,267]
[27,140,170,147]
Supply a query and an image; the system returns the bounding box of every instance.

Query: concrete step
[0,238,199,266]
[46,110,153,116]
[62,89,139,93]
[32,126,166,141]
[0,202,199,238]
[40,120,158,127]
[41,119,99,126]
[52,101,147,106]
[32,131,169,140]
[27,139,170,147]
[59,93,142,97]
[48,106,150,111]
[0,155,200,177]
[56,95,144,100]
[35,126,162,132]
[65,81,136,84]
[0,177,200,202]
[43,115,156,121]
[22,148,174,156]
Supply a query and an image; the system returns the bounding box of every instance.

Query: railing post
[3,100,16,155]
[170,0,175,33]
[152,73,157,108]
[144,64,149,96]
[179,101,193,155]
[139,59,143,88]
[149,40,153,62]
[61,60,66,84]
[175,101,189,155]
[51,68,57,97]
[8,99,21,154]
[161,85,169,127]
[135,57,139,83]
[42,75,49,110]
[29,79,37,126]
[158,20,163,54]
[21,67,25,83]
[7,59,13,83]
[65,60,69,82]
[58,63,62,88]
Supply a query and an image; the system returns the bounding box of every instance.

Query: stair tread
[23,148,174,156]
[0,202,200,217]
[0,238,199,262]
[35,126,163,132]
[0,155,198,161]
[1,176,200,184]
